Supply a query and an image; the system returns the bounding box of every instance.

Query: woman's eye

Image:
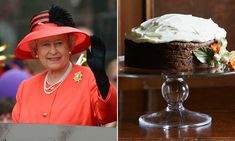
[42,43,50,47]
[55,41,63,46]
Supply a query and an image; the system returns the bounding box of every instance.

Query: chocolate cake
[124,14,226,71]
[125,39,214,71]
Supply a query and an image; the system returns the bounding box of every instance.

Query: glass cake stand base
[139,107,211,129]
[139,76,212,129]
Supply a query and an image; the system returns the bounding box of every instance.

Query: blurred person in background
[0,69,31,123]
[0,48,31,123]
[12,5,117,126]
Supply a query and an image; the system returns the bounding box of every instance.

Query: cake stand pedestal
[119,59,235,129]
[139,75,211,128]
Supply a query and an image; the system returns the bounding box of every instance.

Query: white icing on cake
[126,14,226,43]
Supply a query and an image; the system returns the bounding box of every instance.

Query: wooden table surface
[118,85,235,140]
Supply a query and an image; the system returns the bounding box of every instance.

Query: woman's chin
[46,63,65,71]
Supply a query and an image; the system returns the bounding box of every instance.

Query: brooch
[73,71,83,83]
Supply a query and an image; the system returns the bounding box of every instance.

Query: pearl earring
[69,51,71,55]
[35,55,38,58]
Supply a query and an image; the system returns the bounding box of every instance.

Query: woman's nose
[49,44,57,54]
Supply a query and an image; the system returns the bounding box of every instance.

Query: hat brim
[15,26,90,59]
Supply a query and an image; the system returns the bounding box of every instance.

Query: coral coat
[12,65,117,126]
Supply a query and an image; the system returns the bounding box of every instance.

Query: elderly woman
[12,6,117,126]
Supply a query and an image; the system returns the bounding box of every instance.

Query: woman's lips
[48,57,61,62]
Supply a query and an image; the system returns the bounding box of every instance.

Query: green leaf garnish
[193,47,215,64]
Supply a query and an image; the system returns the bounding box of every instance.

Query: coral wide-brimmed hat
[15,6,90,59]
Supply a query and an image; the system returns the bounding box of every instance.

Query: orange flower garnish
[210,43,220,54]
[229,58,235,70]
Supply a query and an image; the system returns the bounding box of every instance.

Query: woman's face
[36,34,71,72]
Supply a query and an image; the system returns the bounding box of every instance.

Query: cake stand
[119,58,235,129]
